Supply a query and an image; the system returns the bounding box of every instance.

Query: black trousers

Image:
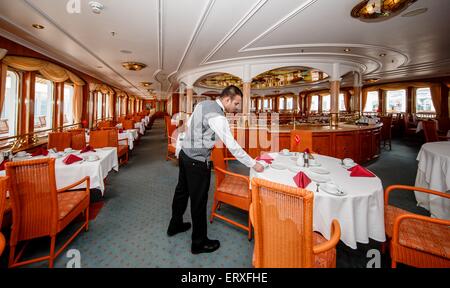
[170,150,211,245]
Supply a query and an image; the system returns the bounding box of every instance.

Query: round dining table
[414,141,450,220]
[250,152,386,249]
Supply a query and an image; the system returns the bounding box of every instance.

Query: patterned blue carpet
[0,120,424,268]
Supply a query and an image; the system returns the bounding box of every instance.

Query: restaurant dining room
[0,0,449,273]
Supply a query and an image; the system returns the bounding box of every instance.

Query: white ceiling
[0,0,449,99]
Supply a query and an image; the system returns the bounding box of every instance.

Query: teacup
[281,149,290,155]
[16,151,27,157]
[343,158,354,166]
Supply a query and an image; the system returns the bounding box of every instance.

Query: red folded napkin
[32,147,49,157]
[294,135,301,144]
[348,165,376,177]
[119,129,124,133]
[81,145,96,153]
[293,172,311,188]
[0,160,10,171]
[256,154,274,164]
[63,154,83,165]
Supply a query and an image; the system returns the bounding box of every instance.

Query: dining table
[250,152,386,249]
[135,122,145,135]
[414,141,450,220]
[0,148,119,195]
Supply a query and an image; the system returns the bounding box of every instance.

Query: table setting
[0,145,119,194]
[251,149,385,249]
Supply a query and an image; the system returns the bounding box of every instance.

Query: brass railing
[0,123,82,152]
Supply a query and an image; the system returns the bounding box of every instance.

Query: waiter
[167,85,264,254]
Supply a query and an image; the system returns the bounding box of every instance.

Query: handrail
[0,123,83,152]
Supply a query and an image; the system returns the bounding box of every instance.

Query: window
[339,93,346,111]
[263,99,269,110]
[96,92,103,120]
[386,89,406,113]
[322,95,330,112]
[63,84,74,125]
[257,98,262,110]
[364,91,379,112]
[105,93,110,118]
[310,95,319,112]
[1,71,19,137]
[279,97,285,110]
[286,97,293,110]
[35,76,54,131]
[251,99,256,110]
[415,88,435,113]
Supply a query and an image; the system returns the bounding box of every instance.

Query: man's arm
[208,115,256,168]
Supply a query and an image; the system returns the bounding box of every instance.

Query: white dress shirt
[176,99,256,168]
[208,99,256,168]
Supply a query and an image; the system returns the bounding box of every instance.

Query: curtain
[108,92,115,118]
[0,63,7,117]
[344,91,352,113]
[2,56,85,85]
[361,89,369,112]
[72,84,83,123]
[430,83,442,117]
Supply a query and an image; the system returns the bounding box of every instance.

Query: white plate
[288,166,304,173]
[278,152,293,157]
[320,184,347,196]
[270,163,286,170]
[84,155,100,162]
[309,167,330,174]
[307,173,331,183]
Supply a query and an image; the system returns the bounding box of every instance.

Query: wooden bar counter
[230,123,382,164]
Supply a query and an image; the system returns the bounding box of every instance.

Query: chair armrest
[57,177,90,193]
[118,138,129,146]
[313,220,341,255]
[384,185,450,205]
[214,166,250,186]
[224,157,237,161]
[392,214,450,245]
[0,232,5,256]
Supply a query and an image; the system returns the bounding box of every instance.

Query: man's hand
[252,162,265,173]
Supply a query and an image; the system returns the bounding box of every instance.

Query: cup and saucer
[341,158,356,169]
[14,151,31,160]
[85,155,100,162]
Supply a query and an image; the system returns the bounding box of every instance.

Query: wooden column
[353,86,361,115]
[330,80,340,126]
[20,71,35,136]
[186,88,193,114]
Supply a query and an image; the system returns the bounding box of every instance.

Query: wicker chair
[68,129,86,150]
[380,116,393,150]
[47,132,72,152]
[6,158,90,268]
[422,120,450,143]
[0,176,8,257]
[210,147,252,240]
[384,185,450,268]
[164,116,177,161]
[89,130,129,165]
[250,178,340,268]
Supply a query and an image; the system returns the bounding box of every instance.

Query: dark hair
[220,85,243,100]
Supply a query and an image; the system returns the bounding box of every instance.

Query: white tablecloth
[145,116,150,125]
[250,153,386,249]
[1,148,119,195]
[416,120,439,133]
[135,122,145,135]
[414,142,450,220]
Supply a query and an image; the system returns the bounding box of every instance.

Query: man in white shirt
[167,86,264,254]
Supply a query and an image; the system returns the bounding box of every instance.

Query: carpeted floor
[0,120,426,268]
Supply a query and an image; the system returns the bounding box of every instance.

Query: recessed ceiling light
[379,53,386,57]
[344,48,351,52]
[402,8,428,17]
[32,24,45,30]
[141,82,153,87]
[365,78,380,84]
